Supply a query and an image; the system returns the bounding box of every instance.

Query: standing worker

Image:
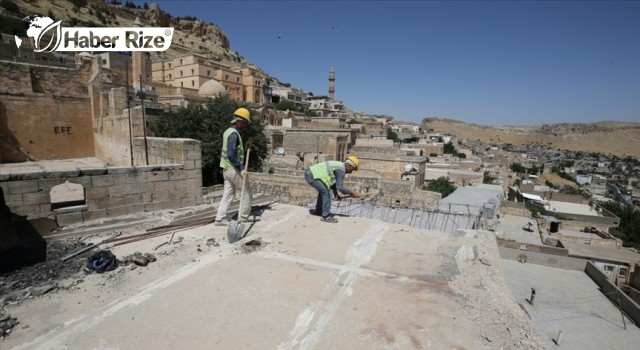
[305,156,361,223]
[214,108,259,226]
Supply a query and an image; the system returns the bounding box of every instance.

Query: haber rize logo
[16,15,173,52]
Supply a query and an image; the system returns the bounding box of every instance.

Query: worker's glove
[246,140,255,149]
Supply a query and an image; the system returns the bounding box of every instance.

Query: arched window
[50,181,86,210]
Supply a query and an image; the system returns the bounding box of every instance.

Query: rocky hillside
[421,117,640,158]
[5,0,259,70]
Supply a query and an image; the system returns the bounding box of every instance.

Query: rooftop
[2,204,546,349]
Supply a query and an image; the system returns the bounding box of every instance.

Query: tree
[422,177,457,198]
[386,129,399,142]
[443,141,457,154]
[483,172,496,184]
[149,96,268,186]
[276,100,297,111]
[510,162,526,173]
[598,201,640,249]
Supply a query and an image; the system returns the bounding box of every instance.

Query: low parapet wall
[498,247,586,271]
[248,172,429,208]
[585,261,640,327]
[0,138,203,227]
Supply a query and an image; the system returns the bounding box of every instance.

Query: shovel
[227,147,251,243]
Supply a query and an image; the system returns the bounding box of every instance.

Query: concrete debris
[0,283,57,306]
[241,239,266,253]
[120,252,156,267]
[206,238,220,247]
[0,313,19,338]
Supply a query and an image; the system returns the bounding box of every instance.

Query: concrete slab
[496,215,543,245]
[2,205,547,350]
[501,259,640,350]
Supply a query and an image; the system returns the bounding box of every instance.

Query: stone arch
[50,181,86,210]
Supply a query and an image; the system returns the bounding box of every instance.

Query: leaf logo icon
[34,20,62,53]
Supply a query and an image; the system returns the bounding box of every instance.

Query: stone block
[183,159,196,170]
[108,182,152,197]
[56,212,84,227]
[9,171,45,181]
[148,171,169,181]
[161,199,182,210]
[82,209,107,222]
[79,167,108,176]
[1,180,38,195]
[168,170,187,181]
[3,193,23,207]
[105,194,142,208]
[115,171,148,185]
[107,166,134,175]
[37,178,71,192]
[22,191,50,206]
[153,181,175,193]
[180,196,197,207]
[85,186,109,200]
[45,169,80,179]
[144,201,164,212]
[92,175,115,187]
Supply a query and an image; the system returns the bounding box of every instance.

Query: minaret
[328,67,335,102]
[131,16,148,89]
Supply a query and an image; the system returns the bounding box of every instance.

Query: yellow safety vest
[309,161,345,188]
[219,128,244,169]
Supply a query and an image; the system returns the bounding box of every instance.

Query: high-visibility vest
[220,127,244,169]
[309,161,345,188]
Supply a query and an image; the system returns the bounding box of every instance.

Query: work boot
[214,219,229,226]
[321,216,338,223]
[309,209,321,216]
[242,215,261,222]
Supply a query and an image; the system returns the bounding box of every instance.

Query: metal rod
[125,61,134,166]
[139,74,149,165]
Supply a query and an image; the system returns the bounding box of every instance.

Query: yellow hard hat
[346,155,359,170]
[233,107,251,122]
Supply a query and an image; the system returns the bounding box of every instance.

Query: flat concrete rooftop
[2,204,547,349]
[501,259,640,350]
[547,200,602,217]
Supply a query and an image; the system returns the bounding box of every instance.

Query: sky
[133,1,639,126]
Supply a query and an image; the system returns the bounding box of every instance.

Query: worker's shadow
[0,187,47,273]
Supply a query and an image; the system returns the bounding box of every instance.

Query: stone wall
[0,61,95,162]
[555,234,621,248]
[0,138,203,227]
[283,129,350,161]
[248,170,431,208]
[355,138,393,147]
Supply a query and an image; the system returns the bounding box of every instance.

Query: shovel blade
[227,221,245,243]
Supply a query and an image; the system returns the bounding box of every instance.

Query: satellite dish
[404,164,414,173]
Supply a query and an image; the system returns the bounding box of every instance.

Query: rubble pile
[0,313,19,339]
[0,240,88,305]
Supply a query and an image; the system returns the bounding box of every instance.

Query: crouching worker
[304,156,360,223]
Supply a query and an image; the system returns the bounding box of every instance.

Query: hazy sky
[134,1,640,126]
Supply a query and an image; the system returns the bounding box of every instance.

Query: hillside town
[1,1,640,349]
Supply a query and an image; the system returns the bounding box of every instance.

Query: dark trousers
[305,169,331,218]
